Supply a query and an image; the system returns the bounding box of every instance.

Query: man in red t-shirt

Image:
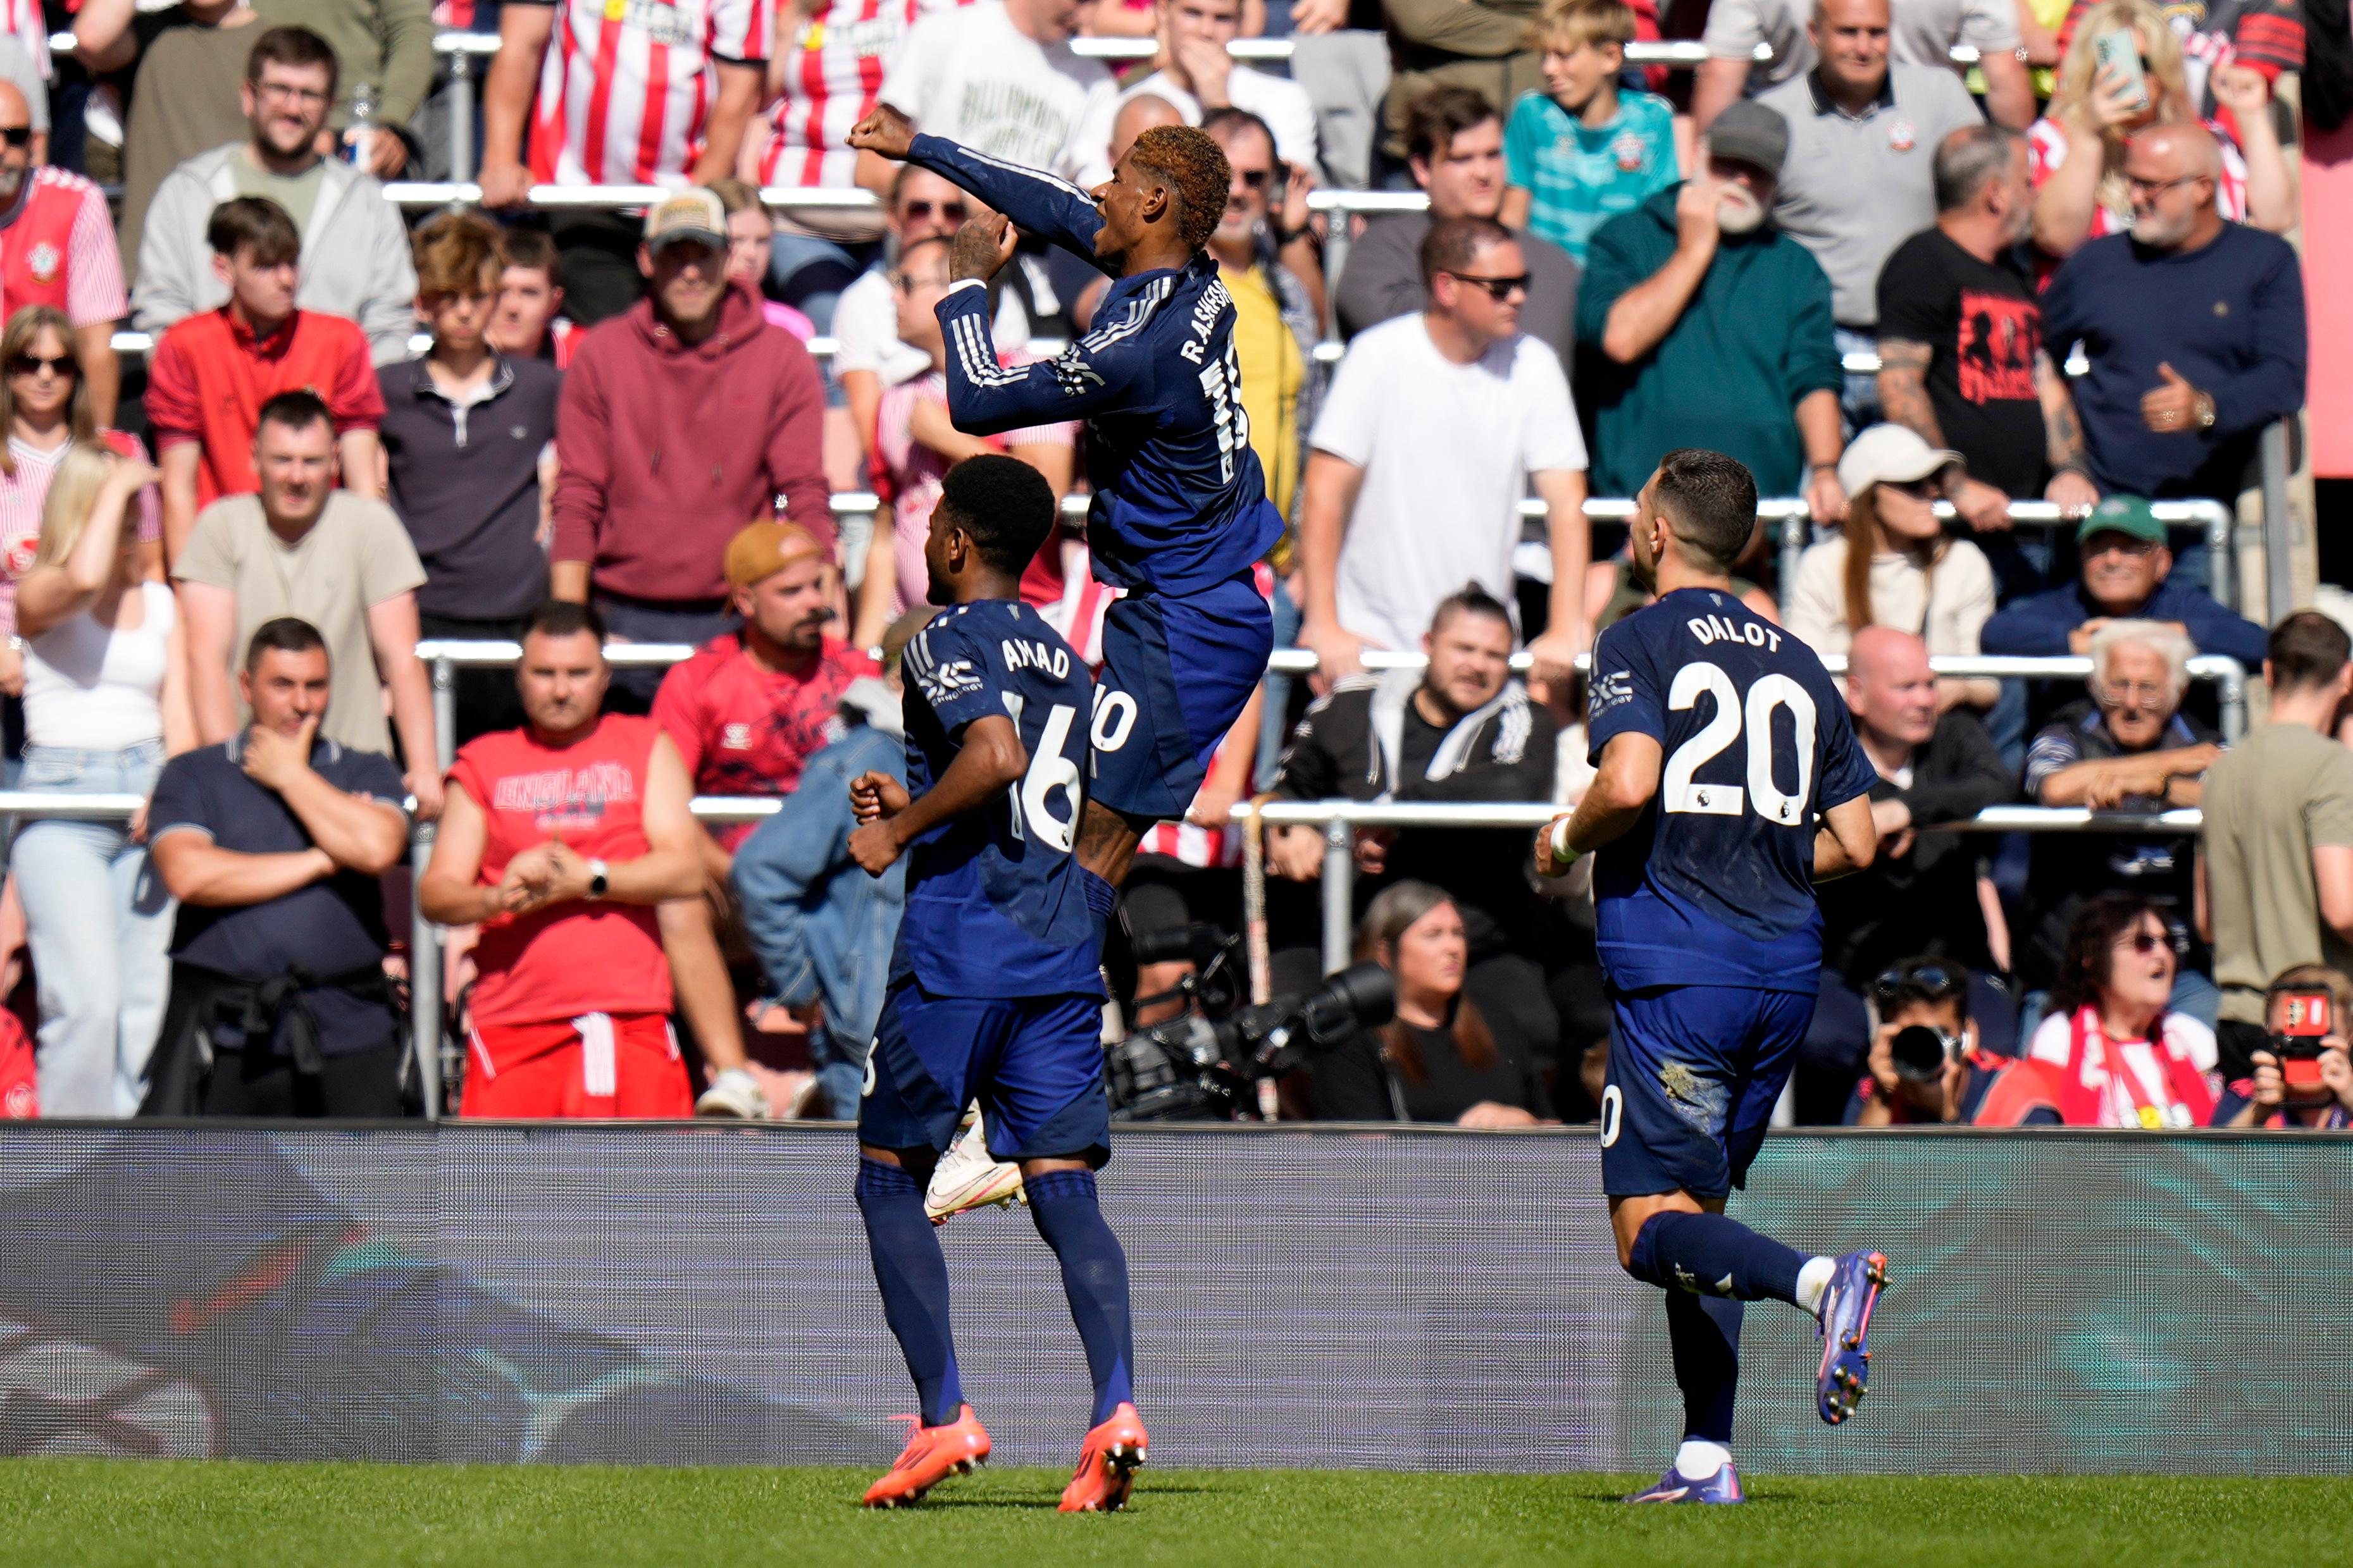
[654,520,878,881]
[145,196,385,564]
[419,600,714,1118]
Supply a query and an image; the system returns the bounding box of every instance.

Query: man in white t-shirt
[831,165,1032,460]
[1297,215,1589,690]
[860,0,1115,192]
[1693,0,2031,132]
[1070,0,1320,187]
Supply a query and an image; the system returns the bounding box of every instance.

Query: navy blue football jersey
[907,134,1284,596]
[892,598,1102,999]
[1586,586,1878,993]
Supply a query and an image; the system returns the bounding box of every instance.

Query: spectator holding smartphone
[2214,966,2353,1130]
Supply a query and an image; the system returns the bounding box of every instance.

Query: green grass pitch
[0,1461,2345,1567]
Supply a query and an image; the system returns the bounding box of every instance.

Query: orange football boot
[861,1405,991,1508]
[1057,1402,1148,1513]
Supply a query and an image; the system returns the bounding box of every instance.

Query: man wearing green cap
[1980,493,2266,674]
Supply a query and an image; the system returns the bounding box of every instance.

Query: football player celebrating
[847,105,1280,915]
[1537,449,1890,1503]
[845,456,1145,1513]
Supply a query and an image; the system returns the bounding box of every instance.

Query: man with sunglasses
[2039,122,2304,558]
[1845,960,2058,1127]
[0,81,121,425]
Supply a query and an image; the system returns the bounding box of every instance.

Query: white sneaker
[924,1108,1025,1225]
[694,1066,773,1120]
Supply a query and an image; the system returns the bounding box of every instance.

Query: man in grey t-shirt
[1696,0,2030,132]
[1753,0,1983,428]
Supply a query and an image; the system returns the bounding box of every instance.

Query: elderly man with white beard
[1575,99,1848,534]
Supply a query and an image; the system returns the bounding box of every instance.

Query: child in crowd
[485,228,578,370]
[1501,0,1679,267]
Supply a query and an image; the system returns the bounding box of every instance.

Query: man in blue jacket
[1979,495,2266,672]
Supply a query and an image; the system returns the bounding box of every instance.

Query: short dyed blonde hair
[1530,0,1637,54]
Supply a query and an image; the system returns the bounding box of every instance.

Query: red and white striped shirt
[523,0,773,189]
[0,168,128,330]
[755,0,969,189]
[1,0,46,82]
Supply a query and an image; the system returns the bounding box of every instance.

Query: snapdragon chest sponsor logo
[492,762,639,832]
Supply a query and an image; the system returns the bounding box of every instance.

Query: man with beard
[132,26,417,364]
[2040,123,2305,515]
[0,82,125,425]
[1576,101,1849,529]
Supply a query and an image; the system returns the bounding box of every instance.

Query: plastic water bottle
[343,81,376,168]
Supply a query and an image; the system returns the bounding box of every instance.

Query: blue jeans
[15,741,174,1116]
[729,724,907,1119]
[1835,326,1883,435]
[1255,578,1303,791]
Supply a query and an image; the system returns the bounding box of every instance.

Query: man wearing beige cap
[550,189,833,711]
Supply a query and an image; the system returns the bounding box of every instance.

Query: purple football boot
[1624,1461,1744,1504]
[1816,1249,1889,1425]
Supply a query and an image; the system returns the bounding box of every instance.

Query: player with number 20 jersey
[1538,450,1890,1507]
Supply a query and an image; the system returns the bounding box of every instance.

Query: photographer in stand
[2213,966,2353,1131]
[1845,958,2058,1127]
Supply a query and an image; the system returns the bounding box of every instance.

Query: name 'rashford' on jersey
[905,133,1283,597]
[893,598,1103,999]
[1586,586,1878,994]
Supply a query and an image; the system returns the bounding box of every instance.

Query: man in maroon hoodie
[550,188,833,710]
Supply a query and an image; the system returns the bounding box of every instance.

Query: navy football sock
[1626,1210,1806,1306]
[1026,1169,1136,1426]
[1664,1288,1742,1444]
[855,1156,964,1426]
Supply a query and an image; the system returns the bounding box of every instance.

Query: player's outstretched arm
[1537,732,1661,875]
[1810,793,1880,882]
[848,714,1029,876]
[934,283,1145,437]
[848,107,1110,268]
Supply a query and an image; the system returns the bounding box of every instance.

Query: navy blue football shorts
[1088,571,1273,822]
[1601,984,1818,1201]
[859,979,1111,1166]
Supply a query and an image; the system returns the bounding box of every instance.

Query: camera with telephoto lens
[2268,987,2335,1097]
[1105,922,1396,1121]
[1887,1024,1962,1083]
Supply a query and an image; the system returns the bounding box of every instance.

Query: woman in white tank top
[11,443,194,1114]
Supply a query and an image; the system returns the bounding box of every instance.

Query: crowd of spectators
[0,0,2331,1136]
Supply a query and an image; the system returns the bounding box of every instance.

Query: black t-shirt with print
[1877,229,2050,500]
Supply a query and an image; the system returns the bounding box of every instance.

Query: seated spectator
[11,445,190,1116]
[2214,965,2353,1130]
[1843,958,2058,1127]
[477,0,769,325]
[132,27,419,364]
[1755,0,1985,429]
[419,600,714,1120]
[1876,123,2100,548]
[144,196,386,562]
[96,0,268,289]
[731,612,927,1120]
[1576,102,1847,528]
[2021,890,2221,1127]
[1311,881,1559,1126]
[378,211,561,746]
[1271,584,1558,961]
[1500,0,1678,269]
[1800,626,2015,1119]
[143,617,412,1118]
[2028,0,2295,261]
[1301,219,1588,683]
[705,176,816,343]
[1071,0,1321,186]
[256,0,433,177]
[0,306,165,672]
[861,0,1115,192]
[0,87,128,426]
[1284,0,1391,193]
[1334,87,1580,369]
[549,190,832,709]
[2040,122,2304,526]
[1979,494,2267,671]
[2198,612,2353,1045]
[485,227,576,369]
[1693,0,2030,132]
[175,390,439,814]
[2018,619,2218,1010]
[849,238,1077,647]
[1787,424,1997,710]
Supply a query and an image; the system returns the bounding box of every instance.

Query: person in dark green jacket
[1572,101,1847,529]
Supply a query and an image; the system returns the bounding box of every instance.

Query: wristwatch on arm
[586,859,609,901]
